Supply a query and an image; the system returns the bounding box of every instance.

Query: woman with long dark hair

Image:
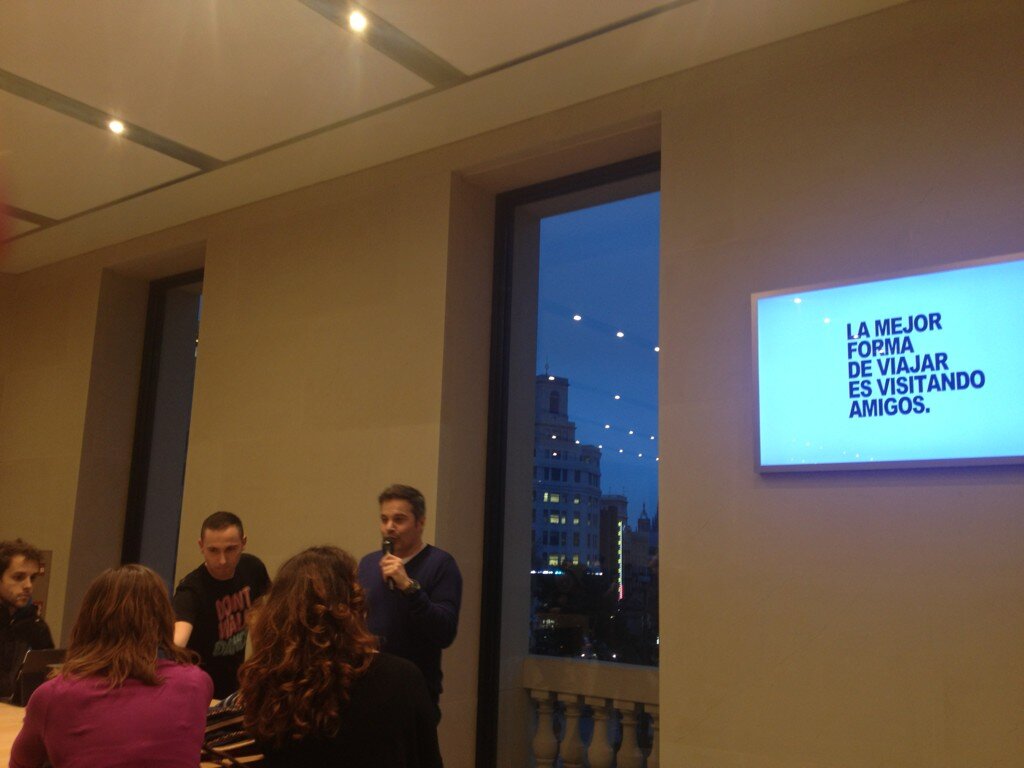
[238,545,441,767]
[10,564,212,768]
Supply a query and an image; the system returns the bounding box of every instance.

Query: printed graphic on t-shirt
[213,585,253,657]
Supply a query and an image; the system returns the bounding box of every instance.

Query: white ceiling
[0,0,907,273]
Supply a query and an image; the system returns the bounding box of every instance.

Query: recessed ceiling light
[548,375,555,381]
[108,119,125,134]
[613,394,621,400]
[653,345,660,352]
[572,314,582,321]
[348,10,368,32]
[615,331,625,338]
[604,424,610,429]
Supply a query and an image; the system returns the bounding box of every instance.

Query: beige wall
[0,262,103,640]
[659,2,1024,765]
[62,270,149,635]
[1,1,1022,765]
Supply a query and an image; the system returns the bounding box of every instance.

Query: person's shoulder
[238,552,266,569]
[15,602,39,620]
[422,543,450,558]
[358,550,382,568]
[25,674,60,702]
[12,603,46,625]
[159,660,214,697]
[423,544,459,569]
[174,563,206,591]
[29,612,54,646]
[238,552,268,572]
[158,659,204,678]
[26,672,90,708]
[368,654,433,709]
[237,553,270,582]
[373,652,426,683]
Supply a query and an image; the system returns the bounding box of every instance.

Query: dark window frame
[121,269,204,565]
[475,153,660,767]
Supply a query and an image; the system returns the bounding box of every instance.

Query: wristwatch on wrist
[403,579,421,596]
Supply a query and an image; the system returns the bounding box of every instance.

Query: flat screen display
[753,253,1024,471]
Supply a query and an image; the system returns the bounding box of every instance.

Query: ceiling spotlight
[348,10,368,32]
[598,444,603,449]
[615,331,625,338]
[653,345,660,352]
[793,297,803,304]
[638,453,643,458]
[613,394,621,400]
[572,314,582,322]
[604,424,610,429]
[628,430,634,435]
[548,375,555,381]
[618,449,624,454]
[108,119,125,135]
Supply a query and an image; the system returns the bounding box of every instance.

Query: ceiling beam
[5,205,58,227]
[297,0,467,88]
[0,68,224,171]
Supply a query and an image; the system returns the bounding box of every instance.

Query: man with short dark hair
[0,539,54,700]
[357,485,462,716]
[172,512,270,698]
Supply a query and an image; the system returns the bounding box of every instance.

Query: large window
[122,270,203,589]
[530,191,660,665]
[477,155,660,766]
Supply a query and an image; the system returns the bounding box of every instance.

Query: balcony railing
[523,655,659,767]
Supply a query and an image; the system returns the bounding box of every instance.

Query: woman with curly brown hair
[238,545,441,767]
[9,564,213,768]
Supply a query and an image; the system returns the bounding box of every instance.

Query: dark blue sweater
[357,545,462,703]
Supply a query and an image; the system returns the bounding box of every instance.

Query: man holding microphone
[357,485,462,720]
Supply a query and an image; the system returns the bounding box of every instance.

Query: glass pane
[530,192,660,665]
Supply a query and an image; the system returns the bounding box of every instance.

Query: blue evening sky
[537,192,660,525]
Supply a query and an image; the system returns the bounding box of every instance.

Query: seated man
[173,512,270,699]
[0,539,54,700]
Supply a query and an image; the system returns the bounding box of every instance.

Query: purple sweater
[357,544,462,703]
[10,660,212,768]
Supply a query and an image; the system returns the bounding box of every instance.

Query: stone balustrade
[523,656,658,767]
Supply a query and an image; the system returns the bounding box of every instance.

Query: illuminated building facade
[532,374,603,568]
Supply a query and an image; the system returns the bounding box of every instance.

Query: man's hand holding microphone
[381,538,416,593]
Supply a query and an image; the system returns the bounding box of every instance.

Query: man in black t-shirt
[173,512,270,698]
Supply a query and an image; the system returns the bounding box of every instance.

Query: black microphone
[382,539,395,590]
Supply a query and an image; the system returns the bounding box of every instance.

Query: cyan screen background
[755,257,1024,469]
